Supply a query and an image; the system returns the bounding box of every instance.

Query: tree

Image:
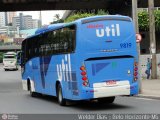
[138,10,160,31]
[64,9,108,23]
[50,14,64,24]
[97,9,109,15]
[54,14,60,20]
[64,12,96,23]
[138,10,149,31]
[0,52,3,63]
[50,19,64,24]
[154,10,160,31]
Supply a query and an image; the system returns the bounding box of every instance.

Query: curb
[136,94,160,100]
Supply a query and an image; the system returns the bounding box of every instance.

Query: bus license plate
[106,81,117,85]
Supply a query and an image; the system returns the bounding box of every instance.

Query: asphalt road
[0,65,160,114]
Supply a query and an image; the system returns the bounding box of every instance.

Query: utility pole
[132,0,142,93]
[148,0,157,79]
[39,11,42,28]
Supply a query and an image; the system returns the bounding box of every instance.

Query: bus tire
[30,91,37,97]
[57,84,66,106]
[98,97,115,104]
[28,80,37,97]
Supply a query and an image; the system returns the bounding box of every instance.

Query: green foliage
[138,11,149,31]
[97,9,109,15]
[0,52,4,63]
[65,10,108,23]
[155,10,160,31]
[50,19,64,24]
[64,12,96,23]
[50,10,108,24]
[50,13,64,24]
[138,10,160,31]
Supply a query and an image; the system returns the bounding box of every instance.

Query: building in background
[13,38,24,45]
[13,13,40,30]
[12,16,20,29]
[22,15,33,29]
[19,28,37,38]
[0,26,18,37]
[0,12,6,27]
[7,12,16,25]
[32,19,40,28]
[13,13,32,30]
[0,12,16,27]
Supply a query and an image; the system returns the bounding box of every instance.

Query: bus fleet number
[120,43,132,48]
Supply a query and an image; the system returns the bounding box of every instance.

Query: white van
[3,52,18,71]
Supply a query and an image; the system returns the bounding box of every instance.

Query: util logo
[96,24,120,37]
[56,54,72,81]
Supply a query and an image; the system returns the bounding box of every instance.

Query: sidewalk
[138,79,160,99]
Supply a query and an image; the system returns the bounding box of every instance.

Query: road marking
[135,97,159,101]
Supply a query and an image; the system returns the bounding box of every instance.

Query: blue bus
[20,15,139,106]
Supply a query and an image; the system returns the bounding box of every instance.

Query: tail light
[80,65,89,87]
[134,62,138,81]
[80,66,86,71]
[81,71,86,76]
[82,76,87,81]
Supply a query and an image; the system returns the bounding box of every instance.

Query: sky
[17,10,65,25]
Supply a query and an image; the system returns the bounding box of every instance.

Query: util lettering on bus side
[96,24,120,37]
[56,54,72,81]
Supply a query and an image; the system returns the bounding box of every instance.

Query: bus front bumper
[3,65,17,70]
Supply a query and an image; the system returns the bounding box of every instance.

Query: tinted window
[22,25,76,62]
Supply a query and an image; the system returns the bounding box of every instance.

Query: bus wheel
[98,97,115,104]
[28,81,37,97]
[57,84,66,106]
[30,90,37,97]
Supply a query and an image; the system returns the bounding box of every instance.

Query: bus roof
[25,15,132,40]
[25,23,66,39]
[75,15,132,24]
[36,15,132,34]
[35,23,65,35]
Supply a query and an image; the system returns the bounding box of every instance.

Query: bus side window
[25,45,27,62]
[39,34,44,57]
[68,25,76,52]
[47,32,52,55]
[59,28,65,53]
[52,30,57,54]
